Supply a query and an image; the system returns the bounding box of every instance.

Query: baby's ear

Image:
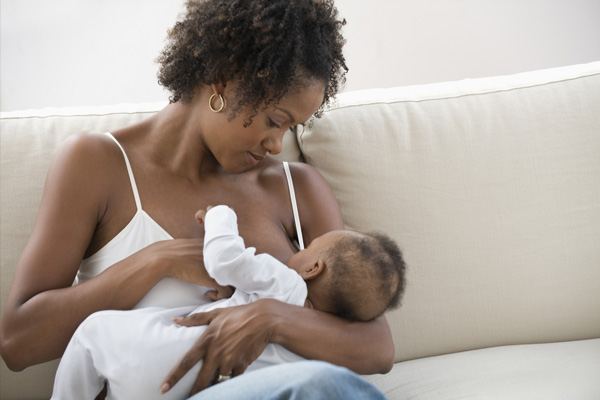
[301,259,326,281]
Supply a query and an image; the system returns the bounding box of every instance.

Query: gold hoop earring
[209,94,225,113]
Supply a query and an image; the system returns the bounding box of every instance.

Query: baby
[51,205,406,400]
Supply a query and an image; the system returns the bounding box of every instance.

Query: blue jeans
[187,360,387,400]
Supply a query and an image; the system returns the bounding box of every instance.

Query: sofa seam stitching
[0,110,160,121]
[322,72,600,113]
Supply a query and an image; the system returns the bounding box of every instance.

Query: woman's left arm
[161,163,394,394]
[273,162,395,373]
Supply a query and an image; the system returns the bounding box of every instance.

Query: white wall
[2,0,600,111]
[1,0,185,111]
[336,0,600,91]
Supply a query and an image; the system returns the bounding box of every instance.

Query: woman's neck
[146,101,222,180]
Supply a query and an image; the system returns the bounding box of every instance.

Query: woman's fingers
[160,337,208,394]
[162,311,222,393]
[165,302,274,395]
[189,347,249,395]
[173,309,216,327]
[188,351,220,394]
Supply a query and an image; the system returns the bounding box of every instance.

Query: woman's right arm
[0,133,208,371]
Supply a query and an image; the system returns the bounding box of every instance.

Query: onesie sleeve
[203,206,306,305]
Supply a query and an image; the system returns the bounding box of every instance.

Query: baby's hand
[206,284,234,301]
[195,206,214,224]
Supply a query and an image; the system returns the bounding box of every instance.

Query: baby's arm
[199,206,305,304]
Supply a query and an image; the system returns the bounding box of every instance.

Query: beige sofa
[2,62,600,399]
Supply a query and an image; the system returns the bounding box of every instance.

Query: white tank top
[76,132,304,309]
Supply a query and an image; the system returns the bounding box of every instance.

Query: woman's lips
[247,152,265,166]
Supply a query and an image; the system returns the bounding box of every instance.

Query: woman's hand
[143,239,227,294]
[160,299,276,395]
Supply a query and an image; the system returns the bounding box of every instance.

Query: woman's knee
[291,360,354,383]
[189,361,386,400]
[290,361,386,399]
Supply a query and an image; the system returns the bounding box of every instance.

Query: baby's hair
[157,0,347,123]
[325,231,407,322]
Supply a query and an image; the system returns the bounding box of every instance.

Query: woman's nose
[264,131,284,155]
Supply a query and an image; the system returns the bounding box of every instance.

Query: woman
[0,0,394,398]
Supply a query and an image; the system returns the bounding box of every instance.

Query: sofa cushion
[365,338,600,400]
[299,62,600,362]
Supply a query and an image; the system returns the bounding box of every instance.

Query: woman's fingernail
[160,383,170,394]
[172,317,182,323]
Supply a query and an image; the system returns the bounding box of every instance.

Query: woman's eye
[268,118,281,129]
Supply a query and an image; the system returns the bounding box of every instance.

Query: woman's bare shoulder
[52,131,127,179]
[284,162,336,199]
[280,161,345,240]
[259,159,322,183]
[59,130,118,158]
[43,131,131,222]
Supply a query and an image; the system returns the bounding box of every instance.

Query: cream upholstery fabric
[366,338,600,399]
[300,62,600,362]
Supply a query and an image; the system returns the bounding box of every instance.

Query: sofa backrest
[299,61,600,363]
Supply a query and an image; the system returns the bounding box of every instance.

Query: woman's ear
[301,259,326,281]
[211,82,226,95]
[208,82,227,113]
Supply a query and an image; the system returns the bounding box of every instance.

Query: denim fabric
[188,360,386,400]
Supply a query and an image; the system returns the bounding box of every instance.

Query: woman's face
[208,81,325,174]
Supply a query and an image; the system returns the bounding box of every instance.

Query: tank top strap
[104,132,143,211]
[283,161,305,250]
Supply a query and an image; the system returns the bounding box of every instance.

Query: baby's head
[287,230,406,322]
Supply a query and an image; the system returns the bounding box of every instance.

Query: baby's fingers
[195,209,207,223]
[205,290,219,301]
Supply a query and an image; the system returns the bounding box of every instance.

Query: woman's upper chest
[132,162,298,261]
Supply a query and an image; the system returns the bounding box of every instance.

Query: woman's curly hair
[157,0,347,121]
